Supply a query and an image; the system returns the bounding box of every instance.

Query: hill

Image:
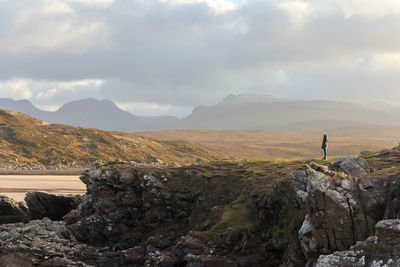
[138,128,400,160]
[0,109,221,169]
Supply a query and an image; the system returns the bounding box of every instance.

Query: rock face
[0,218,126,266]
[25,192,80,221]
[0,195,26,224]
[69,166,207,246]
[66,162,306,266]
[292,156,400,265]
[317,219,400,266]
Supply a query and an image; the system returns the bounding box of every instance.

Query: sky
[1,0,400,117]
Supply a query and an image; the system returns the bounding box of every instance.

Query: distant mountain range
[0,98,178,132]
[1,94,400,133]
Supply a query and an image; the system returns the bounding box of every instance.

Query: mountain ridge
[2,95,400,133]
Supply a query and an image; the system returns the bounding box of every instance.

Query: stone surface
[25,192,80,221]
[0,195,26,224]
[317,219,400,267]
[292,156,400,264]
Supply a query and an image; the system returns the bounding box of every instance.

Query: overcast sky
[1,0,400,117]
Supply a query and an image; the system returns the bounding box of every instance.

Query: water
[0,175,86,202]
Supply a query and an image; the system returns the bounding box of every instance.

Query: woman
[321,131,328,160]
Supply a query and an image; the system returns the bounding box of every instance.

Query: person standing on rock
[321,131,328,160]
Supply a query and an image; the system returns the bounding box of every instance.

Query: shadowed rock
[0,195,26,224]
[25,192,79,221]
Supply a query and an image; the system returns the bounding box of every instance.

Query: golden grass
[0,109,222,167]
[137,129,400,160]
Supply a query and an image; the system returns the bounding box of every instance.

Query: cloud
[1,0,400,116]
[0,80,32,99]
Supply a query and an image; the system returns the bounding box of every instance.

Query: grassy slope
[137,129,400,160]
[0,109,222,167]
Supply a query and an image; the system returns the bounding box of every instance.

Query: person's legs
[323,148,327,160]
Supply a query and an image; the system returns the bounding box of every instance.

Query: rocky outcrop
[292,156,400,264]
[65,162,306,266]
[68,166,207,246]
[317,219,400,266]
[2,151,400,266]
[0,195,26,224]
[25,192,80,221]
[0,217,128,266]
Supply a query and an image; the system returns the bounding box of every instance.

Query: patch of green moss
[104,159,126,166]
[207,193,256,234]
[332,172,346,181]
[82,251,100,259]
[271,205,306,245]
[103,251,121,257]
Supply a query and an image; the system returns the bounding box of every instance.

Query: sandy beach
[0,175,86,202]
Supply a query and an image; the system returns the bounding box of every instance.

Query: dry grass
[0,109,222,167]
[137,129,400,160]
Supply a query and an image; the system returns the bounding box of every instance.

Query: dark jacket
[321,134,328,149]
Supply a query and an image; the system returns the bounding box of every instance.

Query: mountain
[220,93,276,105]
[0,109,221,168]
[0,98,179,132]
[2,95,400,133]
[175,97,400,131]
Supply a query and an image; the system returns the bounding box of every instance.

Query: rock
[121,246,146,264]
[63,209,81,225]
[298,216,317,258]
[25,192,79,221]
[184,254,238,267]
[292,159,390,262]
[0,253,33,267]
[0,218,108,266]
[0,195,26,224]
[317,219,400,266]
[331,156,369,177]
[68,165,206,246]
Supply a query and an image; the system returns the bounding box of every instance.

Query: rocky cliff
[1,146,400,266]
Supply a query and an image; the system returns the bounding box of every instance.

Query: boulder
[331,156,369,177]
[0,195,26,224]
[25,192,79,221]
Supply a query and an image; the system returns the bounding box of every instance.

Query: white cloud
[161,0,239,13]
[337,0,400,18]
[0,0,105,52]
[117,102,172,111]
[371,52,400,70]
[66,0,114,7]
[0,80,32,99]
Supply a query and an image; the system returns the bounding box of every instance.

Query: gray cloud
[1,0,400,116]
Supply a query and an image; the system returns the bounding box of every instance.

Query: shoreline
[0,167,88,176]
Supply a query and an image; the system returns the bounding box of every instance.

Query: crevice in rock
[346,197,356,245]
[321,191,331,250]
[355,179,372,237]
